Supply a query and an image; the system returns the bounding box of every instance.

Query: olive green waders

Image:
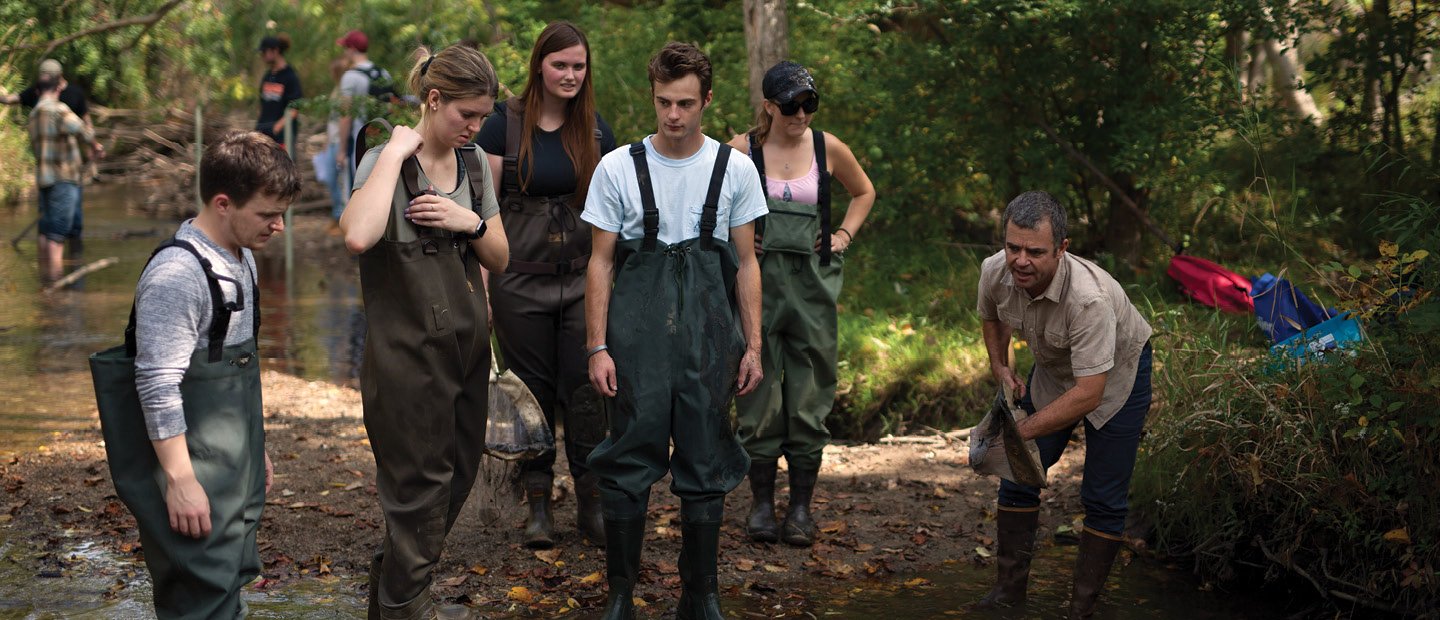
[490,101,607,547]
[590,143,750,619]
[734,131,841,546]
[92,239,265,620]
[359,151,491,619]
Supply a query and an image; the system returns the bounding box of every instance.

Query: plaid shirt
[28,98,94,188]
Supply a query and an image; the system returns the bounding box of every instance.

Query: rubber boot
[574,472,606,547]
[599,517,645,620]
[972,507,1040,609]
[378,587,434,620]
[1068,528,1124,619]
[780,466,819,547]
[676,520,724,620]
[745,461,779,543]
[522,471,555,549]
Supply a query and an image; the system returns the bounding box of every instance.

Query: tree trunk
[1362,0,1390,144]
[1104,172,1148,267]
[742,0,789,113]
[1225,27,1250,98]
[1261,39,1323,125]
[1246,42,1266,100]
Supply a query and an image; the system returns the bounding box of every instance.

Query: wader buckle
[422,239,440,255]
[233,353,253,367]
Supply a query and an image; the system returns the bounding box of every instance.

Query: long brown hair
[518,21,599,205]
[749,105,776,146]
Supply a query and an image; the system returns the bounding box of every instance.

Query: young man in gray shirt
[118,131,300,618]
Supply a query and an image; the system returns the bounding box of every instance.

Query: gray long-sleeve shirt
[134,220,257,440]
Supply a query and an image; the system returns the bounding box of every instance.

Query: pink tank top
[765,155,820,205]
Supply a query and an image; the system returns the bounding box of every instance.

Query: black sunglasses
[776,97,819,116]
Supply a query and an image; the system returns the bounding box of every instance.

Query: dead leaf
[905,577,931,587]
[508,586,536,603]
[436,575,467,588]
[579,571,603,585]
[975,546,992,558]
[1383,528,1411,545]
[469,565,488,576]
[734,558,755,572]
[535,549,562,564]
[763,564,786,573]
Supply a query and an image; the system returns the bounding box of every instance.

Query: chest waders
[734,130,842,548]
[488,100,607,548]
[91,239,264,620]
[359,148,490,620]
[590,143,749,620]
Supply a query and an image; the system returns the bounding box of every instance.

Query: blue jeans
[326,142,350,220]
[38,182,82,242]
[998,343,1153,536]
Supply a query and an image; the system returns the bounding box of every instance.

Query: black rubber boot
[599,517,645,620]
[745,461,779,543]
[574,472,606,547]
[675,520,724,620]
[780,466,819,547]
[972,507,1040,609]
[1069,528,1123,619]
[522,471,555,549]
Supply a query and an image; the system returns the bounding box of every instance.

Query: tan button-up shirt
[977,250,1152,428]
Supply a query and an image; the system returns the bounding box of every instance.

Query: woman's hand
[817,232,850,254]
[386,125,424,158]
[406,190,481,234]
[165,473,211,539]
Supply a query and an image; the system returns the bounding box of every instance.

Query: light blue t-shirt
[581,135,767,244]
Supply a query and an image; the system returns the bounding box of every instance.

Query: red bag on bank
[1167,254,1255,314]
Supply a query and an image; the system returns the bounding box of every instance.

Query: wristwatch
[462,218,488,240]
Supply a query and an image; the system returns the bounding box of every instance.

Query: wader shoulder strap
[459,146,487,213]
[815,129,832,266]
[629,142,659,251]
[502,98,523,201]
[747,132,768,199]
[123,238,249,363]
[700,144,733,250]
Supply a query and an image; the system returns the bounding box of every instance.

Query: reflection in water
[323,263,366,388]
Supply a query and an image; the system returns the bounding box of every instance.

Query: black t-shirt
[475,100,617,197]
[18,84,88,118]
[256,65,303,138]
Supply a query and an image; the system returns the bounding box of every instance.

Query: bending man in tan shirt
[973,190,1153,619]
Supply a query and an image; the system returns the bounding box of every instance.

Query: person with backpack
[474,20,617,551]
[726,61,875,548]
[339,44,508,620]
[972,191,1153,618]
[94,131,300,619]
[336,29,395,172]
[582,42,766,620]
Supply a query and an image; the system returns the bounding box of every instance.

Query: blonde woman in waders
[727,61,875,548]
[339,44,508,620]
[476,21,617,549]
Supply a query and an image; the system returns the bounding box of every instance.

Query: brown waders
[734,130,840,547]
[92,239,265,620]
[359,151,491,620]
[490,101,606,548]
[590,143,750,620]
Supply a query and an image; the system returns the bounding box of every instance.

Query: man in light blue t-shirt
[580,41,766,620]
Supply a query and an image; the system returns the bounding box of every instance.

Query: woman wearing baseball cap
[727,60,875,548]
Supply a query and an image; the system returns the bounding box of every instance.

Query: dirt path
[0,368,1090,617]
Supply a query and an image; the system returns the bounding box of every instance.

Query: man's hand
[735,348,763,396]
[589,351,617,397]
[165,472,211,539]
[271,119,286,136]
[992,363,1026,400]
[264,452,274,494]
